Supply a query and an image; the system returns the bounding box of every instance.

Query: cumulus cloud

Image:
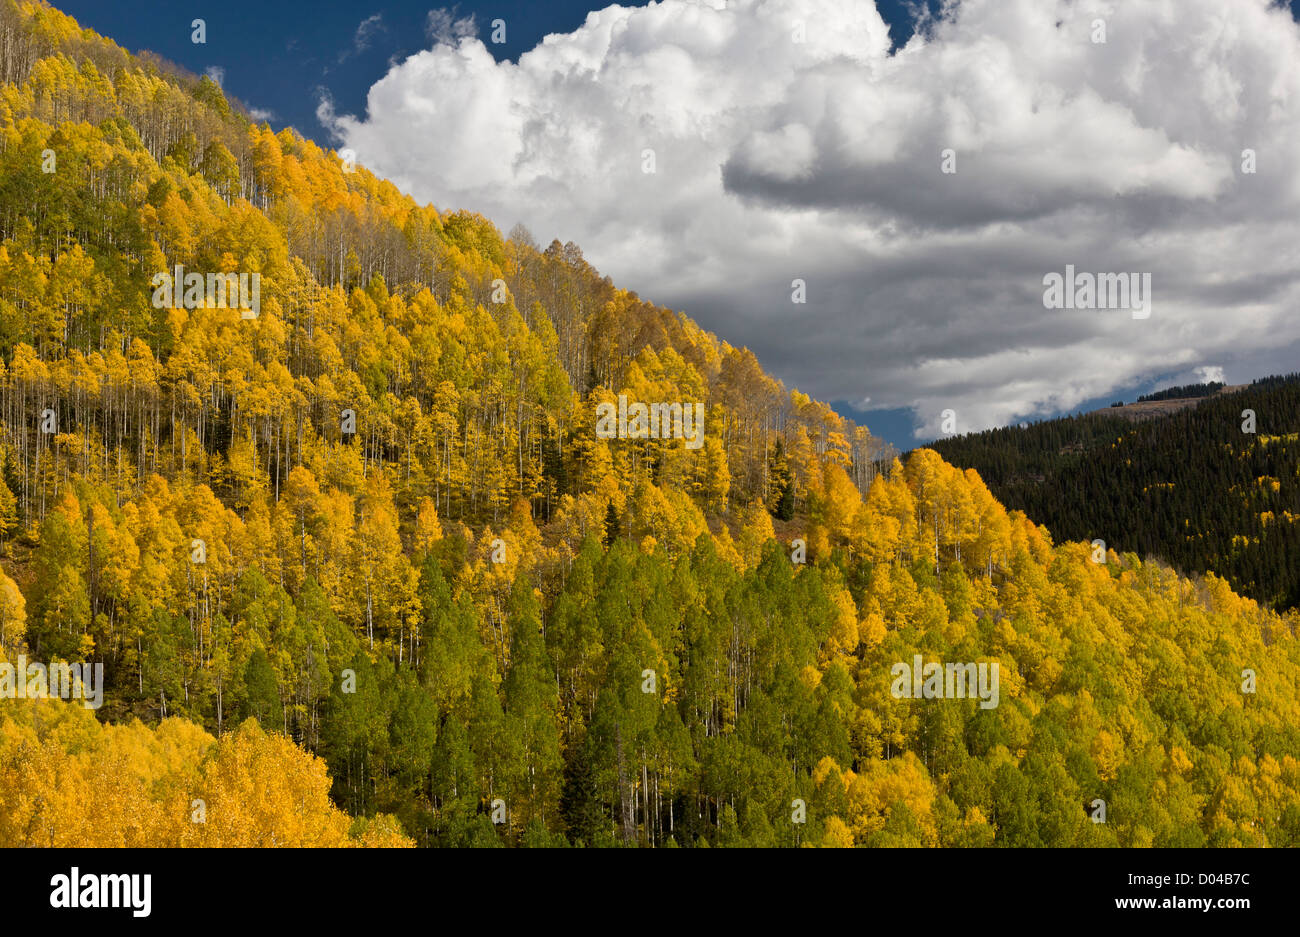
[322,0,1300,440]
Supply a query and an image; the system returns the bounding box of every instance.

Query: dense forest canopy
[0,0,1297,848]
[1136,381,1225,403]
[930,375,1300,612]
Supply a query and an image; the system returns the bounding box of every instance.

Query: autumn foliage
[0,0,1297,848]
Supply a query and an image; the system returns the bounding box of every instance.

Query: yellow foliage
[822,816,855,847]
[0,699,410,847]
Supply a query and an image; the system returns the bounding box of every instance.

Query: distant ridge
[931,374,1300,610]
[1089,383,1248,424]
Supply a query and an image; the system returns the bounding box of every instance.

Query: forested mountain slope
[930,375,1300,611]
[0,1,1298,848]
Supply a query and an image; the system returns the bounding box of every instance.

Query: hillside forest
[0,1,1298,848]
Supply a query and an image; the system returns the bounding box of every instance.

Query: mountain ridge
[1088,382,1247,424]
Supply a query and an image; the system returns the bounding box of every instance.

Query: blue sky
[59,2,615,136]
[55,1,1300,452]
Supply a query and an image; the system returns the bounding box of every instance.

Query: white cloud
[204,66,224,88]
[425,8,477,46]
[348,14,385,59]
[334,13,386,67]
[356,13,384,46]
[323,0,1300,440]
